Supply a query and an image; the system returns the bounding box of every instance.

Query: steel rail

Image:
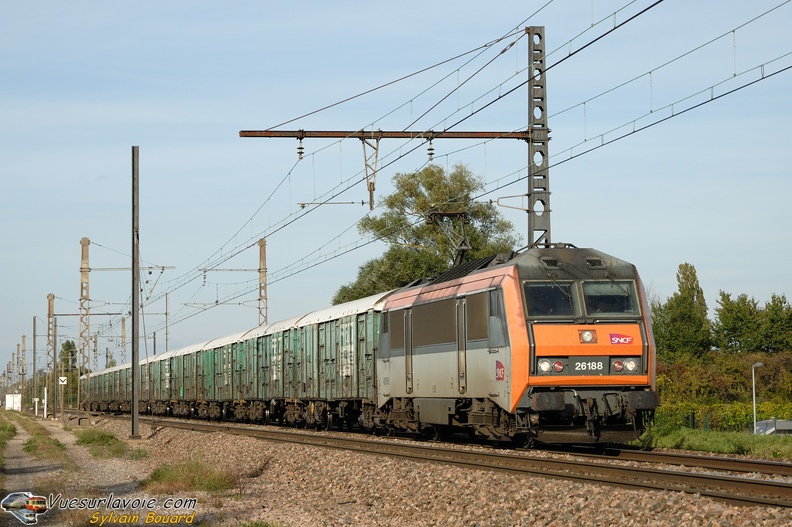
[534,445,792,477]
[600,448,792,477]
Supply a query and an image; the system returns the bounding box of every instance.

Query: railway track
[97,413,792,508]
[536,445,792,478]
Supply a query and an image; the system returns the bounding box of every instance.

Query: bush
[75,428,127,458]
[655,400,792,432]
[144,459,236,494]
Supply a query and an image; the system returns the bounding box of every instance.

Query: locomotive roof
[512,245,637,280]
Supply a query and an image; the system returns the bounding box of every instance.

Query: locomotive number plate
[570,357,607,374]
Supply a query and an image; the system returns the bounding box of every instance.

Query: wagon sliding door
[358,311,377,399]
[340,316,355,399]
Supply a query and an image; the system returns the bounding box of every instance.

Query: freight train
[85,244,659,444]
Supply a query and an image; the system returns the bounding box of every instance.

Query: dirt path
[0,414,169,527]
[0,419,66,526]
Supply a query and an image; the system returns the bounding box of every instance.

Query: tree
[760,294,792,353]
[333,245,447,303]
[712,291,761,353]
[59,340,77,371]
[333,163,521,303]
[651,262,711,362]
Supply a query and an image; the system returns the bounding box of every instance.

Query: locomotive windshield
[523,279,641,318]
[582,280,640,316]
[524,281,576,317]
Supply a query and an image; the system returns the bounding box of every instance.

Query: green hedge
[655,401,792,432]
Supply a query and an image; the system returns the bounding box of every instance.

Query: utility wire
[132,0,792,341]
[152,48,792,335]
[140,0,665,334]
[141,1,648,310]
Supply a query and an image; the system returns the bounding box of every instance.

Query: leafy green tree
[59,340,77,371]
[651,263,711,362]
[334,163,520,303]
[712,292,761,353]
[760,294,792,353]
[333,245,446,304]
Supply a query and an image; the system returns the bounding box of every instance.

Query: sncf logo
[495,360,505,381]
[610,334,634,345]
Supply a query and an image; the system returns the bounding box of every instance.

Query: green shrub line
[654,400,792,432]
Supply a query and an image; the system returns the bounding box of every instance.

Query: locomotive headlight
[538,359,552,373]
[579,330,597,343]
[624,359,638,372]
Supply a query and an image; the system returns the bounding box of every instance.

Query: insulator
[297,140,304,160]
[427,142,434,161]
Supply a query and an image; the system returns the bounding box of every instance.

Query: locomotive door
[456,298,468,394]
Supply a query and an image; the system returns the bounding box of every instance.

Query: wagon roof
[298,290,393,325]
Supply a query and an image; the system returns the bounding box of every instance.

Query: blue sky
[1,1,790,375]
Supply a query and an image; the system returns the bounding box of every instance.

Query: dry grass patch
[143,458,237,494]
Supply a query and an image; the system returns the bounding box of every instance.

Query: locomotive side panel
[411,298,459,399]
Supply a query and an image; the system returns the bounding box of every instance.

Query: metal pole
[131,146,141,439]
[32,317,37,406]
[752,361,764,434]
[752,366,756,434]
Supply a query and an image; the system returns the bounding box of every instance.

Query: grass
[0,414,16,467]
[641,426,792,459]
[74,427,150,459]
[143,458,238,494]
[5,412,75,469]
[75,427,128,458]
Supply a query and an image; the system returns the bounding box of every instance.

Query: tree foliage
[652,262,792,415]
[333,164,520,304]
[656,350,792,408]
[651,263,711,361]
[59,340,77,371]
[332,245,446,304]
[709,292,792,354]
[760,294,792,352]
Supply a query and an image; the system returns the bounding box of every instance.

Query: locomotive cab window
[582,280,640,316]
[523,281,578,317]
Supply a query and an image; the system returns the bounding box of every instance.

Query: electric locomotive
[377,243,658,443]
